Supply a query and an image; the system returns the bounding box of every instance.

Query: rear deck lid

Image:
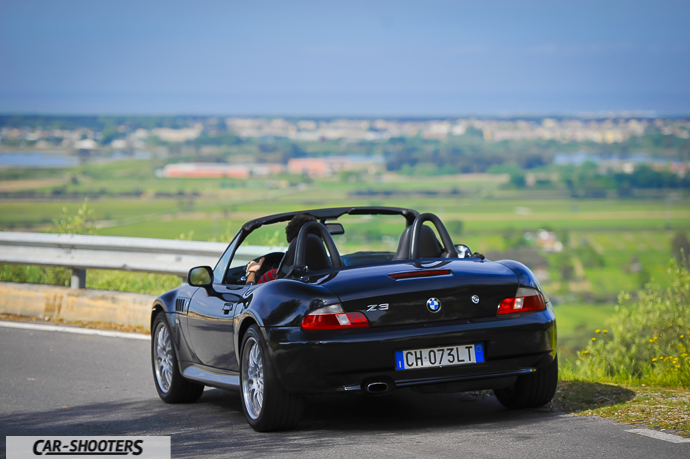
[314,259,519,327]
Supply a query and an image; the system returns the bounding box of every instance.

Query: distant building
[152,126,202,142]
[287,157,352,177]
[73,138,99,158]
[73,139,98,150]
[163,163,284,178]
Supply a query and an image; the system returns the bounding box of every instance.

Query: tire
[240,325,304,432]
[494,356,558,409]
[151,313,204,403]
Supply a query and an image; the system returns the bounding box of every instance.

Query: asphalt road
[1,322,688,458]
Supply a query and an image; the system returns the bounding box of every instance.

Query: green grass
[97,218,237,241]
[0,199,182,227]
[554,304,617,336]
[3,160,690,343]
[552,380,690,438]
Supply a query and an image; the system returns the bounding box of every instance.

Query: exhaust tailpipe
[364,381,391,394]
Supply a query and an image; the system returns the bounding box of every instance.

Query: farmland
[1,157,689,358]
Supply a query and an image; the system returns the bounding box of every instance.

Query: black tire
[151,313,204,403]
[240,325,304,432]
[494,356,558,409]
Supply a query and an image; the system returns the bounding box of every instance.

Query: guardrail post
[71,269,86,289]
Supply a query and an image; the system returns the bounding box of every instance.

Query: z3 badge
[366,303,389,312]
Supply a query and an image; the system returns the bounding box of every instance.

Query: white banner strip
[6,436,171,459]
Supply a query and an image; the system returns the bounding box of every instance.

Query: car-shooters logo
[6,437,171,459]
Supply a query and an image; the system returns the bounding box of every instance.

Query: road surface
[1,322,688,458]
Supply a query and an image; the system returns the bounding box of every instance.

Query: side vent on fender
[175,298,189,313]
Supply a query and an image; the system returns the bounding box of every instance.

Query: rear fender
[245,279,341,328]
[495,259,556,349]
[494,260,548,299]
[235,279,341,366]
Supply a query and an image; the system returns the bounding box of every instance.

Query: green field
[2,158,689,357]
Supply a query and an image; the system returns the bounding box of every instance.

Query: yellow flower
[582,350,589,354]
[592,338,596,341]
[597,368,602,372]
[652,358,658,362]
[603,329,608,333]
[681,353,688,357]
[595,329,601,333]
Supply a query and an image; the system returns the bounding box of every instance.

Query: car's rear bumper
[264,307,557,394]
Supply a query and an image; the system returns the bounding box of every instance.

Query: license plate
[395,344,484,370]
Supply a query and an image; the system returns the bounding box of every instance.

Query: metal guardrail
[0,232,284,289]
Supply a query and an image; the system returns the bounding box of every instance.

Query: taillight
[302,304,369,331]
[497,289,546,315]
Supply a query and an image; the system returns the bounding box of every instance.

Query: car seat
[277,233,332,277]
[393,225,444,260]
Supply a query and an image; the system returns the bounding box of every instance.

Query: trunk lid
[314,259,519,327]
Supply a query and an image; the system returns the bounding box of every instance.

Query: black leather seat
[277,234,332,277]
[393,225,444,260]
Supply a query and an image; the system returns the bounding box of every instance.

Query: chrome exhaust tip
[365,382,389,393]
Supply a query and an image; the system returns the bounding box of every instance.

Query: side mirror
[455,244,473,258]
[188,266,213,287]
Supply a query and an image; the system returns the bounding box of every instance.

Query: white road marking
[0,320,150,341]
[626,429,690,444]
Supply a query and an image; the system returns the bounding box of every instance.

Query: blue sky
[1,0,689,115]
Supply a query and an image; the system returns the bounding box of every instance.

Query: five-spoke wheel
[154,320,174,393]
[150,313,204,403]
[240,325,304,431]
[241,335,264,419]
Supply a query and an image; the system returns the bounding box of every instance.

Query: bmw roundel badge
[427,297,441,313]
[471,295,480,304]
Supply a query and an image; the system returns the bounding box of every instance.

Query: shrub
[572,259,690,387]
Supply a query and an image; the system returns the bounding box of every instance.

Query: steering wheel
[409,213,459,259]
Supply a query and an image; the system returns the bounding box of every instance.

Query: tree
[671,232,690,266]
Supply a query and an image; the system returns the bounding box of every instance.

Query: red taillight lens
[302,304,369,331]
[497,294,546,315]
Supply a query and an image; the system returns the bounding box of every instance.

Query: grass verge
[0,313,150,335]
[554,380,690,437]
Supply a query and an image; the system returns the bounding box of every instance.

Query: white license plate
[395,344,484,370]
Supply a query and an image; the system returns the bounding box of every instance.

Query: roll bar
[293,221,343,274]
[409,213,459,259]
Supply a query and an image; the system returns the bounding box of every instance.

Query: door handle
[222,303,235,315]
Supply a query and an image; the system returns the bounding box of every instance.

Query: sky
[1,0,689,116]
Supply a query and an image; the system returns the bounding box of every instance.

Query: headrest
[394,225,443,260]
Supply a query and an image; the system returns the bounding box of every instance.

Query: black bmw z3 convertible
[150,206,557,431]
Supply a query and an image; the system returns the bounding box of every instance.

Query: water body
[0,151,154,168]
[0,152,79,168]
[553,152,669,166]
